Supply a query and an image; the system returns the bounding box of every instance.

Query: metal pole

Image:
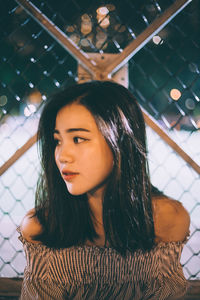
[0,134,37,176]
[15,0,98,79]
[5,0,198,176]
[102,0,192,78]
[142,108,200,175]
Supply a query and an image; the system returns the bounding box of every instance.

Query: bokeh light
[170,88,181,100]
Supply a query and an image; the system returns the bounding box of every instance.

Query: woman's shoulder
[20,208,43,244]
[152,196,190,243]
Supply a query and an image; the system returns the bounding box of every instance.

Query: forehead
[55,103,98,131]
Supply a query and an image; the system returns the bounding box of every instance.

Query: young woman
[18,80,190,299]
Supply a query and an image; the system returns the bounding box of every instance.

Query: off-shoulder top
[17,227,188,300]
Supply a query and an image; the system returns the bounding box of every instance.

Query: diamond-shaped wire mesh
[0,0,199,279]
[129,0,200,152]
[0,0,77,277]
[28,0,176,53]
[128,0,200,280]
[0,1,77,160]
[146,126,200,280]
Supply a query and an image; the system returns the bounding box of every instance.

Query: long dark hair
[34,80,155,254]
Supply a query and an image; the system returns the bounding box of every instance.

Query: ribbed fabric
[17,227,188,300]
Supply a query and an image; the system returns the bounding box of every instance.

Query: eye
[73,137,87,144]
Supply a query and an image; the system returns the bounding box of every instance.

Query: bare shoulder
[152,197,190,243]
[20,208,43,243]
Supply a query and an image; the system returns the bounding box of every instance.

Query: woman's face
[54,103,114,197]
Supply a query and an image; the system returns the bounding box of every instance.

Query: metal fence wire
[0,0,199,279]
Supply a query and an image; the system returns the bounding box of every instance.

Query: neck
[87,186,108,246]
[87,186,104,228]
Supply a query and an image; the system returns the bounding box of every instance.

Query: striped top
[17,227,188,300]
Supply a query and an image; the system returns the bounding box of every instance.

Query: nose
[55,145,74,164]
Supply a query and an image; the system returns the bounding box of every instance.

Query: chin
[66,185,87,196]
[65,181,107,197]
[68,191,85,196]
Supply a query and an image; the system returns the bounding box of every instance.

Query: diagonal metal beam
[15,0,192,79]
[1,109,199,176]
[102,0,192,78]
[0,134,37,176]
[6,0,198,176]
[142,108,200,175]
[15,0,98,78]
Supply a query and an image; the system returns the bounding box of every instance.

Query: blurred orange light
[96,7,109,15]
[28,90,42,104]
[99,17,110,28]
[170,89,181,101]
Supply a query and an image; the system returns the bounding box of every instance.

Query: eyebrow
[54,128,91,134]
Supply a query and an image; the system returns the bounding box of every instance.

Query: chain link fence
[0,0,77,276]
[26,0,176,53]
[128,0,200,279]
[0,0,199,279]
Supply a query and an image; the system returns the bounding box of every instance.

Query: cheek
[79,149,96,171]
[86,145,113,176]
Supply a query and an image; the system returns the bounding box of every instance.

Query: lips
[61,170,79,181]
[62,170,79,175]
